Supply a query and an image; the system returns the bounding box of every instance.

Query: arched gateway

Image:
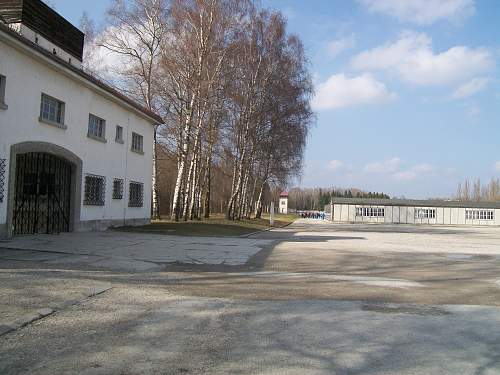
[7,142,82,236]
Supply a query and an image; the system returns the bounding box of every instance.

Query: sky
[50,0,500,199]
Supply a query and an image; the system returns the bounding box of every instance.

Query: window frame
[357,206,385,217]
[131,132,144,154]
[39,93,66,128]
[83,174,106,206]
[87,113,107,142]
[466,209,494,221]
[0,74,7,110]
[128,181,144,207]
[112,178,124,200]
[115,125,124,144]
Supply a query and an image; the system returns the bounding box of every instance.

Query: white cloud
[358,0,475,25]
[452,77,489,99]
[351,31,494,86]
[312,73,396,111]
[393,164,435,181]
[364,158,436,181]
[328,160,344,171]
[411,163,435,173]
[364,157,402,173]
[494,161,500,172]
[327,35,356,58]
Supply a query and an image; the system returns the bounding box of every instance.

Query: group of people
[299,211,326,220]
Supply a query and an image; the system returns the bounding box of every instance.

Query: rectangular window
[113,178,123,199]
[129,181,144,207]
[131,132,144,153]
[466,209,494,221]
[88,114,106,141]
[0,75,6,108]
[415,208,436,219]
[112,178,124,199]
[357,206,384,217]
[115,125,123,143]
[40,93,65,125]
[83,175,106,206]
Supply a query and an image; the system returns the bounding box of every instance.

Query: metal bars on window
[0,158,5,202]
[112,178,124,199]
[128,181,143,207]
[83,174,105,206]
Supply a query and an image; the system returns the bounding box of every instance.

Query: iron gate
[13,152,72,235]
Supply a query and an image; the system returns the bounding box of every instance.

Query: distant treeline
[288,187,390,211]
[456,178,500,202]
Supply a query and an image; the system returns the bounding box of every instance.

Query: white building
[0,0,162,238]
[330,198,500,226]
[279,192,288,214]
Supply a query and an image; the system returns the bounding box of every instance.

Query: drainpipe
[123,117,130,226]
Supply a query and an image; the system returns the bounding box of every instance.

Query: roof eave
[0,23,163,126]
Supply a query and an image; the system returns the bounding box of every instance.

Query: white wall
[279,197,288,214]
[0,35,155,230]
[332,204,500,226]
[16,24,82,68]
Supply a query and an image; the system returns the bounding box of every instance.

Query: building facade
[0,1,162,238]
[330,198,500,226]
[279,192,288,214]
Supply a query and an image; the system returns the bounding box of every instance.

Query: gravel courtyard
[1,219,500,374]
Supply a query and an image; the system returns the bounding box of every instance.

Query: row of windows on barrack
[83,175,143,207]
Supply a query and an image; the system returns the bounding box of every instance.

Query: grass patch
[114,213,296,237]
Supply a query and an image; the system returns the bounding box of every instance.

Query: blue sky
[51,0,500,198]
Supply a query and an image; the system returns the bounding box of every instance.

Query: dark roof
[0,21,163,124]
[280,192,289,197]
[331,197,500,209]
[0,0,84,60]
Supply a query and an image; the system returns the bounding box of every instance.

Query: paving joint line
[240,220,296,238]
[0,286,112,337]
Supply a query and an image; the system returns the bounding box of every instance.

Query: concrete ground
[1,219,500,374]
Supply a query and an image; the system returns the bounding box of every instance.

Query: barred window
[113,178,124,199]
[40,93,65,124]
[0,158,5,203]
[88,114,106,140]
[84,175,105,206]
[356,206,385,217]
[131,132,143,153]
[128,181,143,207]
[415,208,436,219]
[466,209,494,220]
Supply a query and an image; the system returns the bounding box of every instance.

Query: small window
[131,132,143,153]
[40,93,65,125]
[112,178,124,199]
[83,174,106,206]
[88,114,106,141]
[129,181,143,207]
[115,125,124,143]
[0,75,6,108]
